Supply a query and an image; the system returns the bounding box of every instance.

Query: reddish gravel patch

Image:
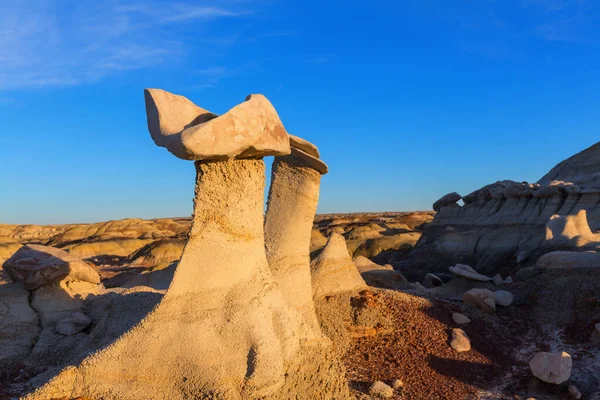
[343,290,510,399]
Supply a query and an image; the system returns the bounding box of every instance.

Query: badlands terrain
[0,89,599,399]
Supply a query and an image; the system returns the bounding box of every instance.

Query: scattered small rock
[504,276,513,284]
[450,328,471,352]
[492,274,504,286]
[424,273,443,288]
[412,282,428,292]
[529,351,572,384]
[462,288,496,313]
[452,312,471,325]
[390,379,404,390]
[494,290,514,306]
[369,381,394,398]
[449,264,492,282]
[569,384,582,399]
[55,312,92,336]
[592,322,600,344]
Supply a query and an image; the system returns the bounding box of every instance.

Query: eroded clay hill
[0,212,433,287]
[402,140,600,279]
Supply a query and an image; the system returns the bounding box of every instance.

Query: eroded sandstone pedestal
[24,91,348,400]
[265,138,328,334]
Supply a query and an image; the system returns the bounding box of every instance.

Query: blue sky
[1,0,599,224]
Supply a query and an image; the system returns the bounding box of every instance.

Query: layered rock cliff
[403,141,600,277]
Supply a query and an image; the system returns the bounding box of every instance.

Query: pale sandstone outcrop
[24,91,348,400]
[536,251,600,269]
[433,192,462,212]
[311,233,368,298]
[404,140,600,276]
[145,89,290,160]
[129,238,186,269]
[3,245,100,290]
[265,135,328,333]
[545,209,600,248]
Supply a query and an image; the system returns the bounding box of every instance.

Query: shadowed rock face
[3,245,100,290]
[403,141,600,277]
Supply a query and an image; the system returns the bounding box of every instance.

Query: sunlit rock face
[22,90,349,400]
[403,141,600,278]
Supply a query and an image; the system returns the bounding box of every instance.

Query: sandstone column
[265,136,328,333]
[25,90,348,400]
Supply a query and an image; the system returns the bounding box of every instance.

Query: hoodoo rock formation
[311,233,368,298]
[23,90,348,399]
[404,140,600,277]
[265,135,328,333]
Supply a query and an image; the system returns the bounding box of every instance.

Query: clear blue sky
[1,0,599,224]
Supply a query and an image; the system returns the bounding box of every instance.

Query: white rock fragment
[529,351,572,384]
[452,312,471,325]
[369,381,394,398]
[492,274,504,286]
[449,264,492,282]
[55,312,92,336]
[494,290,514,307]
[424,273,443,288]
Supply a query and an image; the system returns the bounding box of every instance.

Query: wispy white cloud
[521,0,598,43]
[0,1,251,90]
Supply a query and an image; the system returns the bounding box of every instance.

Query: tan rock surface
[3,245,100,290]
[289,134,320,158]
[26,158,348,399]
[529,351,572,384]
[265,156,323,333]
[450,328,471,352]
[311,233,368,298]
[0,283,40,370]
[145,89,290,160]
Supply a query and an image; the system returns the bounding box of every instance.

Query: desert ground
[1,90,599,399]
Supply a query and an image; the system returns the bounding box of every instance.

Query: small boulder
[568,385,582,399]
[3,244,100,290]
[529,351,572,384]
[492,274,504,286]
[494,290,514,307]
[55,312,92,336]
[462,288,496,313]
[369,381,394,398]
[391,379,403,390]
[449,264,492,282]
[450,328,471,352]
[424,273,443,288]
[452,312,471,325]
